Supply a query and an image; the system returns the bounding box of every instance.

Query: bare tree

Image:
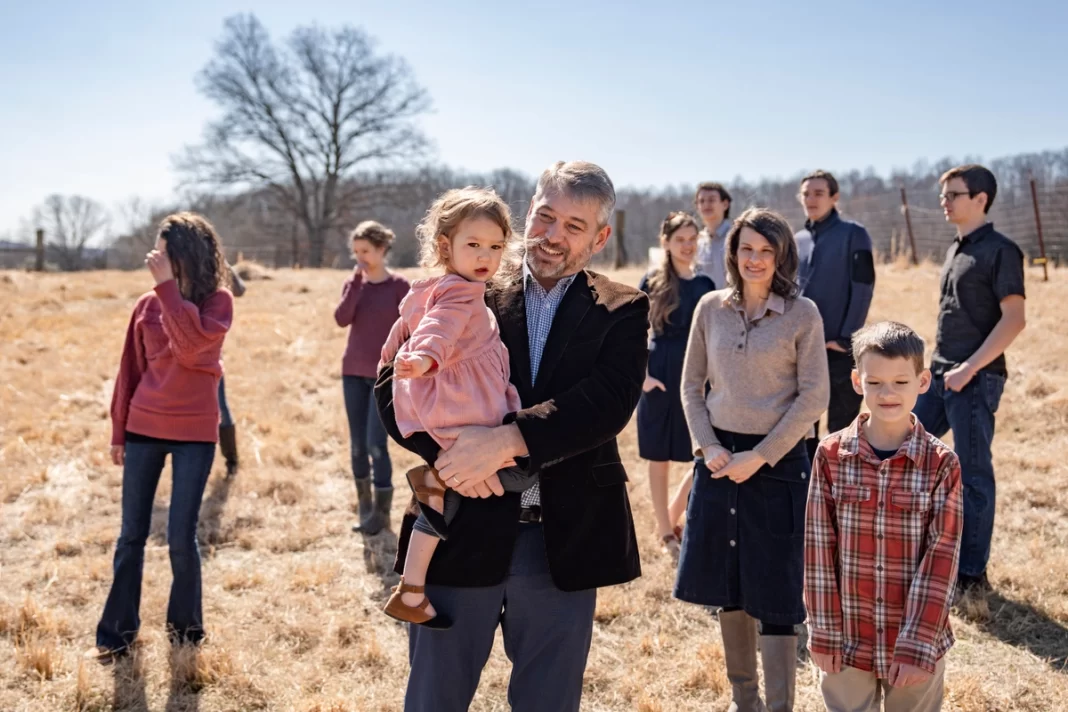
[177,13,431,267]
[36,195,109,270]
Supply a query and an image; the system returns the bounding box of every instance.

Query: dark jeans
[96,438,215,650]
[217,376,233,428]
[343,375,392,489]
[914,371,1005,578]
[405,523,596,712]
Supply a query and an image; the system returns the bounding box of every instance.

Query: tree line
[7,13,1067,271]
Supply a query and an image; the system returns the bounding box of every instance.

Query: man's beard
[523,232,594,280]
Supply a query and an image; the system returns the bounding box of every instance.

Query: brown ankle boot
[719,609,767,712]
[383,577,451,629]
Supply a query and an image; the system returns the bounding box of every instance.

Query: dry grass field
[2,262,1066,711]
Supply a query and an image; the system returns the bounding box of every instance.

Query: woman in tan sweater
[674,207,830,712]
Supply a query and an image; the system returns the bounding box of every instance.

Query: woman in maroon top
[335,221,410,534]
[87,213,232,662]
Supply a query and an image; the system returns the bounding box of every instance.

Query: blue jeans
[96,438,215,650]
[914,371,1005,577]
[217,376,233,428]
[343,375,392,489]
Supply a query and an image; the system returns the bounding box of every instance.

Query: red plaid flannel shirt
[804,414,963,677]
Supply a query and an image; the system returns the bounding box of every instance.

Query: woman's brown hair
[723,207,800,301]
[647,211,700,335]
[157,212,229,306]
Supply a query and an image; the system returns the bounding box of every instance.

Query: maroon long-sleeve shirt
[110,279,233,445]
[334,270,410,378]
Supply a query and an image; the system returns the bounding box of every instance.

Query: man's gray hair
[534,161,616,229]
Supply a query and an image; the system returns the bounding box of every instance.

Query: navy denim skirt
[673,428,811,625]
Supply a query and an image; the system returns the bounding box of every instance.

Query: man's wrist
[498,423,528,458]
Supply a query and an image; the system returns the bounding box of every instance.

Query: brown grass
[1,264,1065,710]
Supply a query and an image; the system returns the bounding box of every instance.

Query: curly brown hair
[647,211,700,334]
[157,212,229,306]
[416,187,516,272]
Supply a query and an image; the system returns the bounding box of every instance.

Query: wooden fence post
[613,210,628,269]
[35,229,45,271]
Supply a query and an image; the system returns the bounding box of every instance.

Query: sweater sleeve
[110,301,149,446]
[333,270,364,327]
[404,282,476,368]
[753,300,831,465]
[154,280,232,368]
[837,225,875,347]
[681,295,721,457]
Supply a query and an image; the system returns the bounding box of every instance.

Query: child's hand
[887,662,931,687]
[811,651,842,674]
[395,354,433,379]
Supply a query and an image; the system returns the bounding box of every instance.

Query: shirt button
[877,565,884,572]
[877,627,884,634]
[730,540,737,547]
[877,534,883,540]
[730,508,736,515]
[879,501,885,508]
[877,597,884,603]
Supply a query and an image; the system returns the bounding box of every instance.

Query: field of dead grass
[1,262,1066,711]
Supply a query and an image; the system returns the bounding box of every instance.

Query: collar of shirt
[728,291,785,321]
[956,222,994,245]
[838,412,926,465]
[701,220,732,242]
[804,207,841,238]
[522,258,579,300]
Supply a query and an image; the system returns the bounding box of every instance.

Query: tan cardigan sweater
[681,288,830,465]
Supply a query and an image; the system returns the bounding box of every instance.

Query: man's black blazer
[375,268,649,592]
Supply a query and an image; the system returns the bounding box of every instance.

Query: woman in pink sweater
[380,187,528,629]
[87,213,233,662]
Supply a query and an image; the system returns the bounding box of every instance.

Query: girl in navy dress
[637,211,714,560]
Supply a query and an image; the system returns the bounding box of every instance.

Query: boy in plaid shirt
[805,322,963,712]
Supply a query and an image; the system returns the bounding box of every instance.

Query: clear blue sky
[2,0,1066,237]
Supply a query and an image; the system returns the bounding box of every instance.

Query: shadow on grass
[967,590,1068,673]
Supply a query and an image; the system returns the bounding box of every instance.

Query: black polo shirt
[932,223,1025,377]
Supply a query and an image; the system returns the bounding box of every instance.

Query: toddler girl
[380,187,532,629]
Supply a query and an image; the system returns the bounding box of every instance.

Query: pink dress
[381,274,522,450]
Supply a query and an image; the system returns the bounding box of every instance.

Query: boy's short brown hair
[851,321,926,374]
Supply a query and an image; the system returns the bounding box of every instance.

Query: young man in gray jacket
[794,170,875,456]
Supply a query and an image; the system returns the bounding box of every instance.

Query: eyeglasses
[939,190,972,202]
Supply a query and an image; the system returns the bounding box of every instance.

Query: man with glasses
[915,164,1026,602]
[794,170,875,459]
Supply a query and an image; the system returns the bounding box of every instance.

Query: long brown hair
[647,211,700,334]
[158,212,229,306]
[724,208,800,301]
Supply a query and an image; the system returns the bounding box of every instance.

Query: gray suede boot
[351,477,374,533]
[760,635,797,712]
[719,609,767,712]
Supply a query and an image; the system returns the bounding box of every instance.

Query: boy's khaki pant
[820,658,945,712]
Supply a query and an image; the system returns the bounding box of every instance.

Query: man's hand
[454,473,504,498]
[943,362,977,392]
[887,662,932,688]
[395,353,433,379]
[826,341,848,353]
[435,424,527,490]
[811,651,842,675]
[642,375,666,393]
[712,450,766,483]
